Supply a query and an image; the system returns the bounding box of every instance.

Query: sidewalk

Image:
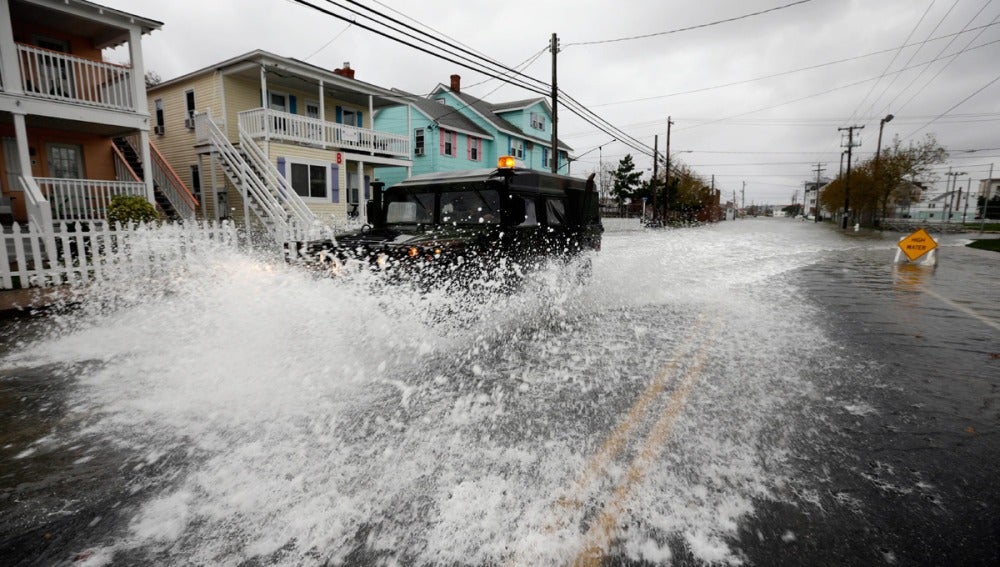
[0,286,69,315]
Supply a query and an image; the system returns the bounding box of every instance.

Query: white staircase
[195,112,323,242]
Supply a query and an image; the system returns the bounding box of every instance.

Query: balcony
[238,108,410,159]
[37,178,146,221]
[16,43,135,112]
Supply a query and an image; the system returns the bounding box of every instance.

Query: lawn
[967,239,1000,252]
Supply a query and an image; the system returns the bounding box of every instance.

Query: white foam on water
[4,219,848,565]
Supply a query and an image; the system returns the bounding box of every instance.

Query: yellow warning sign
[898,228,938,261]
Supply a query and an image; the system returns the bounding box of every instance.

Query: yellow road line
[921,286,1000,332]
[546,317,708,523]
[573,323,720,566]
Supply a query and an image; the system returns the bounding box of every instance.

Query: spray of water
[4,220,843,565]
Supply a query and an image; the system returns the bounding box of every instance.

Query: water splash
[3,219,843,565]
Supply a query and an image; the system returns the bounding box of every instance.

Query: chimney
[334,61,355,79]
[450,74,461,93]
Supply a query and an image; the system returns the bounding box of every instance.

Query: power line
[903,69,1000,138]
[587,21,1000,109]
[845,0,940,125]
[289,0,663,163]
[564,0,814,47]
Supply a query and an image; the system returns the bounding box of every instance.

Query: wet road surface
[1,219,998,566]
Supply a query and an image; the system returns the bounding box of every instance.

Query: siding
[270,142,374,223]
[147,72,223,220]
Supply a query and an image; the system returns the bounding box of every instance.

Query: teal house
[373,75,572,187]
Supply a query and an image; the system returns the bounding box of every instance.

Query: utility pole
[812,162,825,222]
[550,33,559,174]
[982,163,993,233]
[741,181,745,211]
[662,116,673,221]
[651,134,659,218]
[962,176,972,224]
[838,125,863,229]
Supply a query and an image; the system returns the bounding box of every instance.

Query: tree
[145,70,162,88]
[610,154,643,212]
[819,134,947,226]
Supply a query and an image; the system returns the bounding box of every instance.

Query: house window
[342,109,356,126]
[530,112,545,130]
[47,144,83,178]
[268,92,287,112]
[185,90,195,119]
[436,98,446,105]
[305,101,320,119]
[510,139,524,159]
[414,128,425,156]
[190,164,201,200]
[441,129,457,157]
[468,136,481,161]
[542,147,549,168]
[154,99,164,133]
[289,162,327,199]
[347,172,361,206]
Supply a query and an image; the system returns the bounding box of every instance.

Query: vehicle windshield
[385,192,434,225]
[440,189,500,225]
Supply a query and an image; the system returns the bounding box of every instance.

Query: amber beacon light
[497,155,516,169]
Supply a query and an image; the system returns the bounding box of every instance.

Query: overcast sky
[103,0,1000,206]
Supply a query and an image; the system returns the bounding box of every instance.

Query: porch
[238,108,409,159]
[37,177,146,221]
[11,43,135,111]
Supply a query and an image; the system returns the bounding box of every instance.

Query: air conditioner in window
[184,117,196,130]
[414,148,424,156]
[153,125,165,135]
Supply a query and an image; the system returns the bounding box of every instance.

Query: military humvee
[294,156,602,287]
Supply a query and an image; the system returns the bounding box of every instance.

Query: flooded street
[1,219,998,566]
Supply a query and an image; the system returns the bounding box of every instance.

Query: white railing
[238,108,410,158]
[16,43,134,111]
[196,112,292,237]
[1,221,240,290]
[149,142,198,221]
[37,178,146,221]
[237,126,317,233]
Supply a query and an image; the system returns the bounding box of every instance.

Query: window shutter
[467,136,472,160]
[331,164,340,203]
[289,95,297,114]
[356,111,363,128]
[335,106,343,123]
[277,157,285,177]
[452,132,457,156]
[440,129,446,155]
[364,175,370,200]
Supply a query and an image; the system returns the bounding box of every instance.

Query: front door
[346,171,360,217]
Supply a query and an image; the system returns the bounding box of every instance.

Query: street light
[875,114,894,164]
[875,114,893,224]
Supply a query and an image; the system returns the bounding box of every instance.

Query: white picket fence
[1,221,241,290]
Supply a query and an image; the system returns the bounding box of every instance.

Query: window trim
[184,89,196,119]
[45,143,85,179]
[268,90,289,112]
[510,139,524,159]
[305,100,321,119]
[285,157,330,201]
[414,127,425,156]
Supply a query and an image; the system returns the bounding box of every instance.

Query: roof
[390,89,492,139]
[148,50,407,107]
[12,0,162,48]
[395,166,586,189]
[430,85,572,152]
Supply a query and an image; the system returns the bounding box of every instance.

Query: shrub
[106,194,159,227]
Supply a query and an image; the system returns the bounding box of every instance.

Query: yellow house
[147,50,412,238]
[0,0,195,231]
